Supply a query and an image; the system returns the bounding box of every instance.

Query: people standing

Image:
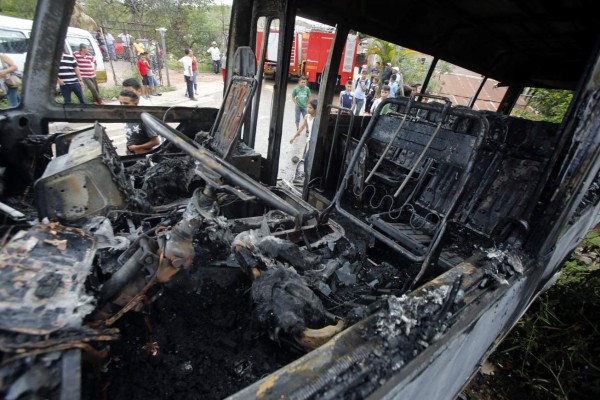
[291,76,311,133]
[339,81,354,111]
[364,76,379,115]
[370,85,391,115]
[96,30,108,61]
[392,66,404,96]
[57,52,85,104]
[148,39,158,70]
[144,53,161,97]
[133,39,146,59]
[119,32,133,61]
[221,53,227,82]
[136,52,150,99]
[0,53,20,108]
[178,49,196,101]
[207,41,221,74]
[104,31,117,61]
[191,50,198,96]
[73,43,103,105]
[389,74,398,98]
[290,99,318,174]
[119,90,160,155]
[352,69,370,116]
[290,98,318,144]
[370,61,382,82]
[381,62,392,85]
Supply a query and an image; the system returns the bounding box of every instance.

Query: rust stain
[256,374,278,398]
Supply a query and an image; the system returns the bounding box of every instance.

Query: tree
[81,0,225,63]
[365,38,433,88]
[527,89,573,123]
[0,0,37,19]
[365,38,400,67]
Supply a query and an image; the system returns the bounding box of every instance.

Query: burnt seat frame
[208,47,258,161]
[141,46,317,225]
[325,96,488,287]
[453,113,560,246]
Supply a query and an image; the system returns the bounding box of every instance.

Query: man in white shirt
[118,32,133,60]
[207,41,221,74]
[178,49,196,101]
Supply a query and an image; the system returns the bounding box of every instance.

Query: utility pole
[156,27,170,87]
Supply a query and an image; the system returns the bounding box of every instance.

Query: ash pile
[0,124,415,399]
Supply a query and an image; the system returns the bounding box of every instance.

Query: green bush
[474,231,600,400]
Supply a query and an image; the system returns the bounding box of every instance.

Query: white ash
[376,285,450,339]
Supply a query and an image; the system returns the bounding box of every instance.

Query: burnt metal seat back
[455,114,560,243]
[208,47,258,161]
[329,95,487,287]
[369,101,486,262]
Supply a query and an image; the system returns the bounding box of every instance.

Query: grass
[464,230,600,400]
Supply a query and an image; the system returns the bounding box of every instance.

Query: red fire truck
[256,29,359,88]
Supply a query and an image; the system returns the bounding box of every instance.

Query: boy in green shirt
[291,76,311,133]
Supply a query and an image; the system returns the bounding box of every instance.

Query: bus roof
[297,0,597,90]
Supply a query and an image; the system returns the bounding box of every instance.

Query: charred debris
[0,94,553,399]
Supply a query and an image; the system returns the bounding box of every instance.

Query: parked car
[0,14,106,83]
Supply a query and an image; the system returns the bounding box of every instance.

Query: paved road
[50,63,331,182]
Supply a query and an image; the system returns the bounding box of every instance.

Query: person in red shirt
[73,43,103,104]
[191,49,198,96]
[136,52,150,99]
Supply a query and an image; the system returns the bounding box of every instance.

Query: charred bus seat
[367,100,487,264]
[453,114,561,246]
[331,97,487,285]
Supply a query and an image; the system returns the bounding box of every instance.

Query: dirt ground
[98,59,224,97]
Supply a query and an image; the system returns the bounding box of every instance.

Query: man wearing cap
[381,62,393,86]
[207,41,221,74]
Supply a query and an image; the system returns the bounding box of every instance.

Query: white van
[0,15,106,83]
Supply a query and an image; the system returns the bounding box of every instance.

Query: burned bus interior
[1,0,599,399]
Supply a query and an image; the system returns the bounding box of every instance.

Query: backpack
[356,77,371,90]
